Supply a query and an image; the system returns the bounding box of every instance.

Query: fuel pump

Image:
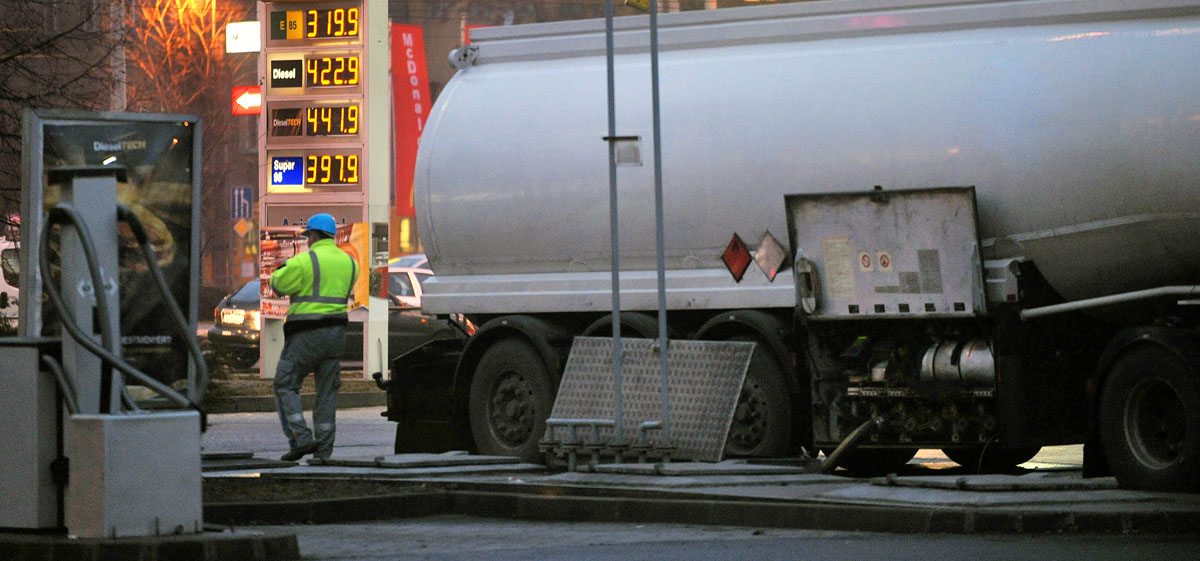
[0,111,207,538]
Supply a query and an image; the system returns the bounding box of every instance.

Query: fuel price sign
[269,2,362,44]
[270,104,360,139]
[269,151,361,190]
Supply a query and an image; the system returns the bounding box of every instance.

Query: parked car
[388,264,431,309]
[1,239,19,321]
[206,280,263,369]
[207,264,467,370]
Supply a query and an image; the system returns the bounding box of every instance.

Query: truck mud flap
[378,337,473,453]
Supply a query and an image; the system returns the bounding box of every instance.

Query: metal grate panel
[548,337,753,462]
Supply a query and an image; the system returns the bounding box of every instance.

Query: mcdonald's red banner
[392,24,431,217]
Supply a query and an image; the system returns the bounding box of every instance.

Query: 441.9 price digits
[305,106,359,135]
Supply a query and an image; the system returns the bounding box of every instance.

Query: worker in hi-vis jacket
[269,213,357,462]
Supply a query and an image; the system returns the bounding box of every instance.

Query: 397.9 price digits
[305,154,359,185]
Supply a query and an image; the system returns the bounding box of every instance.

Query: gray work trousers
[274,324,345,458]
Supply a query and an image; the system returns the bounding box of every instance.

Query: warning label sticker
[823,237,856,301]
[858,251,874,272]
[877,251,893,272]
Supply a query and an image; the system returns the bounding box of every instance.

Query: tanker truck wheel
[1099,346,1200,492]
[942,445,1040,473]
[469,338,555,462]
[724,335,791,457]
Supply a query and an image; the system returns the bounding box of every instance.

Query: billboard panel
[21,110,201,385]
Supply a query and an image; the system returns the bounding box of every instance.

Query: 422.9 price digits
[306,154,359,185]
[305,56,359,87]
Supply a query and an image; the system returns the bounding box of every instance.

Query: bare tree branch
[0,0,124,220]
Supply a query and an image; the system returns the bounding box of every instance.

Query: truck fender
[453,315,572,406]
[694,309,798,395]
[1092,326,1200,404]
[581,312,670,339]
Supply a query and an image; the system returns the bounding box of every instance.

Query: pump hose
[820,415,889,474]
[116,204,209,402]
[39,203,206,429]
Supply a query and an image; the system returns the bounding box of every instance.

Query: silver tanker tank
[414,0,1200,315]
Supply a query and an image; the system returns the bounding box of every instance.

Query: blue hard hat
[302,213,337,236]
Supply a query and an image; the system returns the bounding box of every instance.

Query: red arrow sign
[231,85,261,115]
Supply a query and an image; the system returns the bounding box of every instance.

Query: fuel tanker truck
[381,0,1200,491]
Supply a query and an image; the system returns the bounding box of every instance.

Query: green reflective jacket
[270,238,358,322]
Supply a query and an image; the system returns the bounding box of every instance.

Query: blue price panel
[271,156,305,186]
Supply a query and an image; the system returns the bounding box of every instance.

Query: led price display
[307,8,359,38]
[306,55,359,87]
[306,153,359,185]
[270,5,361,41]
[307,105,359,136]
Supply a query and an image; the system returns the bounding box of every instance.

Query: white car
[388,264,433,309]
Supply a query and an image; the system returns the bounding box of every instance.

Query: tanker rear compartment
[394,0,1200,490]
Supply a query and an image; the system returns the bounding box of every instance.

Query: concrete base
[66,412,202,538]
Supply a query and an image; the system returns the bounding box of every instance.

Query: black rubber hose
[116,204,209,404]
[39,204,197,418]
[40,355,80,415]
[820,415,888,474]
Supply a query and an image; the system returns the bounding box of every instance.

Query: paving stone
[870,472,1119,491]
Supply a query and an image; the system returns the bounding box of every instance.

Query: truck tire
[942,445,1040,473]
[1099,345,1200,492]
[469,338,555,462]
[724,335,791,457]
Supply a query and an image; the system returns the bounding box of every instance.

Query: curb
[206,493,452,526]
[202,392,385,414]
[0,530,300,561]
[201,484,1200,535]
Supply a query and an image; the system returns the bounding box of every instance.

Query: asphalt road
[246,515,1198,561]
[203,406,396,460]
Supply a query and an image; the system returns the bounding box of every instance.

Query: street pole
[649,0,670,445]
[603,0,625,443]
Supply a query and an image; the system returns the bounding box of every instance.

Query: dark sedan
[207,273,464,370]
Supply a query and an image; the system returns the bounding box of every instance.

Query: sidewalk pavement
[200,406,1200,536]
[9,407,1194,561]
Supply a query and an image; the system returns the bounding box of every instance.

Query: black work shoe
[281,442,320,461]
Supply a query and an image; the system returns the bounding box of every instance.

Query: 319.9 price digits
[305,154,359,185]
[306,8,359,38]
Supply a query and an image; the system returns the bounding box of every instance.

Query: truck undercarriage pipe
[820,415,888,474]
[1020,285,1200,320]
